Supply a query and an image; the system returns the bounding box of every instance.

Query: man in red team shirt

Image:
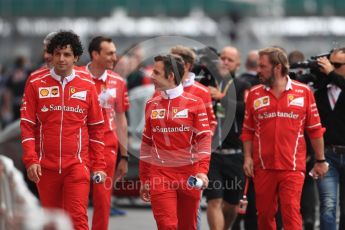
[20,31,106,230]
[82,36,129,230]
[152,46,217,134]
[242,47,329,230]
[170,45,217,134]
[140,54,212,230]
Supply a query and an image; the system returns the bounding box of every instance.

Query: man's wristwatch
[120,155,129,162]
[315,159,327,163]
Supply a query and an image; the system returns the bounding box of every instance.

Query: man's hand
[27,164,41,183]
[113,158,128,182]
[93,171,107,183]
[208,86,224,100]
[311,162,329,179]
[140,183,151,202]
[243,156,254,178]
[317,57,334,75]
[195,173,209,189]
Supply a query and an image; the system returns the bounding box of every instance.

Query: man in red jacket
[152,46,217,134]
[242,47,328,230]
[82,36,129,230]
[140,54,212,230]
[20,31,106,230]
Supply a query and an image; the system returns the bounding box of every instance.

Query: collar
[246,70,257,76]
[182,72,195,87]
[50,68,76,83]
[327,83,341,90]
[264,75,293,91]
[86,62,108,82]
[161,84,184,99]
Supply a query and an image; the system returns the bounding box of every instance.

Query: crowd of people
[0,29,344,230]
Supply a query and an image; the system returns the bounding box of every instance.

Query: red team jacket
[140,85,212,183]
[21,69,106,173]
[152,73,217,134]
[81,65,129,149]
[241,77,325,171]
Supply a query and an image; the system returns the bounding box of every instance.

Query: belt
[326,145,345,154]
[214,148,242,155]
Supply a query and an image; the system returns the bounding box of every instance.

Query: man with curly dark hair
[20,30,107,230]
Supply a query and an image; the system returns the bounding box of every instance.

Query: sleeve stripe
[306,123,321,129]
[142,133,152,140]
[243,124,255,131]
[22,138,35,143]
[199,151,211,155]
[193,83,209,93]
[181,95,198,102]
[196,130,211,136]
[140,156,152,159]
[76,75,95,84]
[21,118,36,125]
[31,74,50,83]
[88,120,104,125]
[89,139,105,146]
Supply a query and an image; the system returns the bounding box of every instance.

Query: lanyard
[216,78,234,96]
[215,78,233,147]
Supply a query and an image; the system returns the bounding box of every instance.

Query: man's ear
[168,72,175,82]
[275,63,282,73]
[91,50,99,60]
[74,56,79,63]
[185,63,192,72]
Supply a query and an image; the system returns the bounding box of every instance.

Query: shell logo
[152,111,158,118]
[40,89,49,97]
[70,87,76,94]
[254,100,261,108]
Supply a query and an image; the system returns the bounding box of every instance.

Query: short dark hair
[288,50,305,65]
[88,36,113,59]
[47,30,83,57]
[154,54,185,85]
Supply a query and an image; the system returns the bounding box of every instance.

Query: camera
[289,51,333,88]
[290,52,331,71]
[192,47,220,87]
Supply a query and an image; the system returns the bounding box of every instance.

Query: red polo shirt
[241,77,325,171]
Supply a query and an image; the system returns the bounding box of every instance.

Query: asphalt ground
[88,206,210,230]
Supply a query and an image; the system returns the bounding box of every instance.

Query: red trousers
[37,164,90,230]
[150,167,201,230]
[91,147,117,230]
[253,169,305,230]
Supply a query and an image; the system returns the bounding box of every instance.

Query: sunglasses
[330,62,345,69]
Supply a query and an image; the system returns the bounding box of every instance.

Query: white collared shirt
[86,63,108,82]
[161,84,184,99]
[50,68,76,87]
[327,84,341,110]
[182,72,196,88]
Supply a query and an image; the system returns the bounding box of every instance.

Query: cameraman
[315,47,345,230]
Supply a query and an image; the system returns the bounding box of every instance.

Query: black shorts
[204,153,245,205]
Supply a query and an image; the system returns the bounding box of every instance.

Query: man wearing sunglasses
[315,48,345,230]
